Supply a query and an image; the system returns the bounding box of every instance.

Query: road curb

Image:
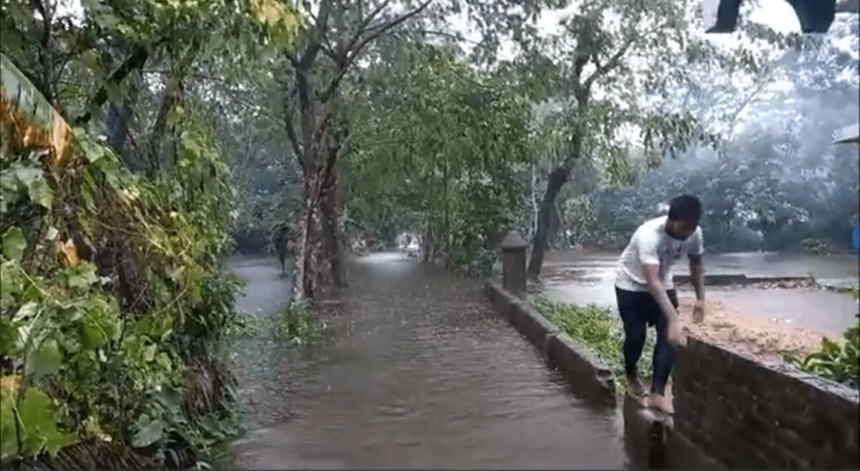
[484,280,616,406]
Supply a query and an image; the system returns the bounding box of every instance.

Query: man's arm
[643,264,680,325]
[689,230,705,302]
[689,254,705,302]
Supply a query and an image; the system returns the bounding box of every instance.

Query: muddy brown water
[543,251,859,336]
[228,253,628,469]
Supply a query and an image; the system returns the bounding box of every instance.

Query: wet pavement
[542,251,859,337]
[228,253,628,469]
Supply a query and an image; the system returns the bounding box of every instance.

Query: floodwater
[228,253,628,469]
[543,251,859,337]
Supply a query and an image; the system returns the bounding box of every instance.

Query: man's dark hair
[667,195,702,222]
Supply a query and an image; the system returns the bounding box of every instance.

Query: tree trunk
[319,161,347,288]
[293,100,324,300]
[527,165,569,279]
[148,75,183,175]
[105,102,130,155]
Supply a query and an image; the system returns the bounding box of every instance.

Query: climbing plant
[1,51,244,468]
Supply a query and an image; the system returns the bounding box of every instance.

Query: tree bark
[320,160,348,288]
[147,74,183,175]
[527,165,570,279]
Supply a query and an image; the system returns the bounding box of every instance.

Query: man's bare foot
[626,376,646,398]
[646,392,674,414]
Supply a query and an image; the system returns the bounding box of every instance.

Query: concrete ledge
[623,395,725,470]
[672,274,815,286]
[484,281,615,406]
[546,333,615,404]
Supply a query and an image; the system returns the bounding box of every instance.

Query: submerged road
[228,253,627,469]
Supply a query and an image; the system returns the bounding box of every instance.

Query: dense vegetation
[1,0,857,467]
[1,0,301,467]
[530,297,657,394]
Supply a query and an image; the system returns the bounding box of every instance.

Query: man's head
[665,194,702,240]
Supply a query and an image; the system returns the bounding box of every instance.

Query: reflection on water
[228,254,628,470]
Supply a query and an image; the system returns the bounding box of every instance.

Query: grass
[273,300,324,346]
[529,297,657,395]
[227,301,323,347]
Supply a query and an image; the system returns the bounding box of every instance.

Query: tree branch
[582,22,665,92]
[73,42,153,127]
[320,0,433,103]
[298,0,334,69]
[283,92,306,169]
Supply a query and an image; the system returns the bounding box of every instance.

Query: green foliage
[801,238,832,255]
[273,300,322,346]
[343,42,532,270]
[128,384,242,466]
[530,297,656,394]
[847,284,860,301]
[1,82,244,467]
[783,325,859,389]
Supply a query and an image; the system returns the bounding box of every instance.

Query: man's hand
[667,318,685,347]
[692,300,705,324]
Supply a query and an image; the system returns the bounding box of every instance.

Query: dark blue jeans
[615,287,679,395]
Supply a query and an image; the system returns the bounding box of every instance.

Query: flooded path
[228,253,627,469]
[543,251,859,337]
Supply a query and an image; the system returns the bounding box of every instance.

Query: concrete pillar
[500,231,528,299]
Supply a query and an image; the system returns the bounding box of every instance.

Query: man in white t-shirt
[615,195,706,413]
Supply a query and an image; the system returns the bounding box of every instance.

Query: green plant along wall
[1,56,244,468]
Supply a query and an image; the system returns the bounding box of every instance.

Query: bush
[530,297,656,394]
[783,325,859,389]
[273,301,323,346]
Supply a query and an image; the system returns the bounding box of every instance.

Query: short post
[499,231,528,299]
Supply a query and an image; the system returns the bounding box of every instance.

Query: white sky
[57,0,806,48]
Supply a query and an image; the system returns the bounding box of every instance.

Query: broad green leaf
[130,414,166,448]
[12,301,38,322]
[27,338,63,380]
[0,392,19,465]
[142,344,157,363]
[0,317,17,357]
[0,262,21,308]
[61,262,99,290]
[2,227,27,261]
[16,388,75,458]
[26,177,53,209]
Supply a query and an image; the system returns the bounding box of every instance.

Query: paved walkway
[229,253,627,469]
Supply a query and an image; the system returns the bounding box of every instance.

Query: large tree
[524,0,718,279]
[274,0,563,299]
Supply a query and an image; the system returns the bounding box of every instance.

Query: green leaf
[0,392,19,466]
[27,338,63,380]
[13,301,38,322]
[60,262,98,290]
[16,388,75,458]
[142,344,157,363]
[79,299,121,349]
[130,414,166,448]
[26,177,53,209]
[2,227,27,261]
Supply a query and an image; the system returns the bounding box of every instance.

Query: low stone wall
[672,273,815,286]
[484,281,615,405]
[674,337,860,469]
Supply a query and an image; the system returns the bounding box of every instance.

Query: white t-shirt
[615,216,704,292]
